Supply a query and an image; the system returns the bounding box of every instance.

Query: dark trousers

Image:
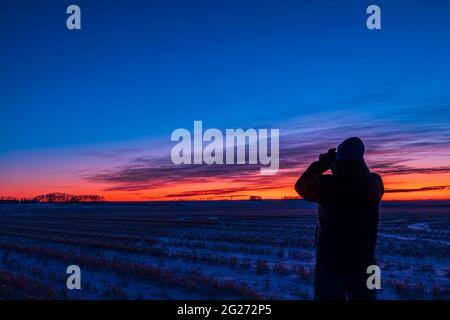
[314,264,377,300]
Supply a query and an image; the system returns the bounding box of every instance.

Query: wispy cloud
[81,103,450,199]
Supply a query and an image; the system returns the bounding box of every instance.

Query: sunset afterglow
[1,1,449,201]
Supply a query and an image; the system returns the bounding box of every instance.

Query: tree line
[0,193,105,203]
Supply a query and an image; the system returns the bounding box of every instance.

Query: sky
[1,0,450,201]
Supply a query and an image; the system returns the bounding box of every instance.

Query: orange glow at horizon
[1,144,450,202]
[2,172,449,201]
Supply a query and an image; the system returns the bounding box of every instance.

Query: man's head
[336,137,365,162]
[331,137,368,176]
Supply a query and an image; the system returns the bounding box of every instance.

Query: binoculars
[319,148,337,169]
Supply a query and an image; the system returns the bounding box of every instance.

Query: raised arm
[295,148,336,203]
[295,161,328,202]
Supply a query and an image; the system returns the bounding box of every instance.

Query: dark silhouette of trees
[32,192,105,203]
[0,194,105,203]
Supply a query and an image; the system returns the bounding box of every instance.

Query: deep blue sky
[1,0,450,153]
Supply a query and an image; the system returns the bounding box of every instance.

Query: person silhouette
[295,137,384,300]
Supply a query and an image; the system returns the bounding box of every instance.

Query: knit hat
[336,137,365,161]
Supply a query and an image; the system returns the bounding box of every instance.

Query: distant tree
[32,192,105,203]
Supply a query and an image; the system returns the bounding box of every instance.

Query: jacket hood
[336,137,365,162]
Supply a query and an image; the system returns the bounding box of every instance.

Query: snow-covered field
[0,200,448,300]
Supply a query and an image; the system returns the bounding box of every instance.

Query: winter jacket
[295,160,384,274]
